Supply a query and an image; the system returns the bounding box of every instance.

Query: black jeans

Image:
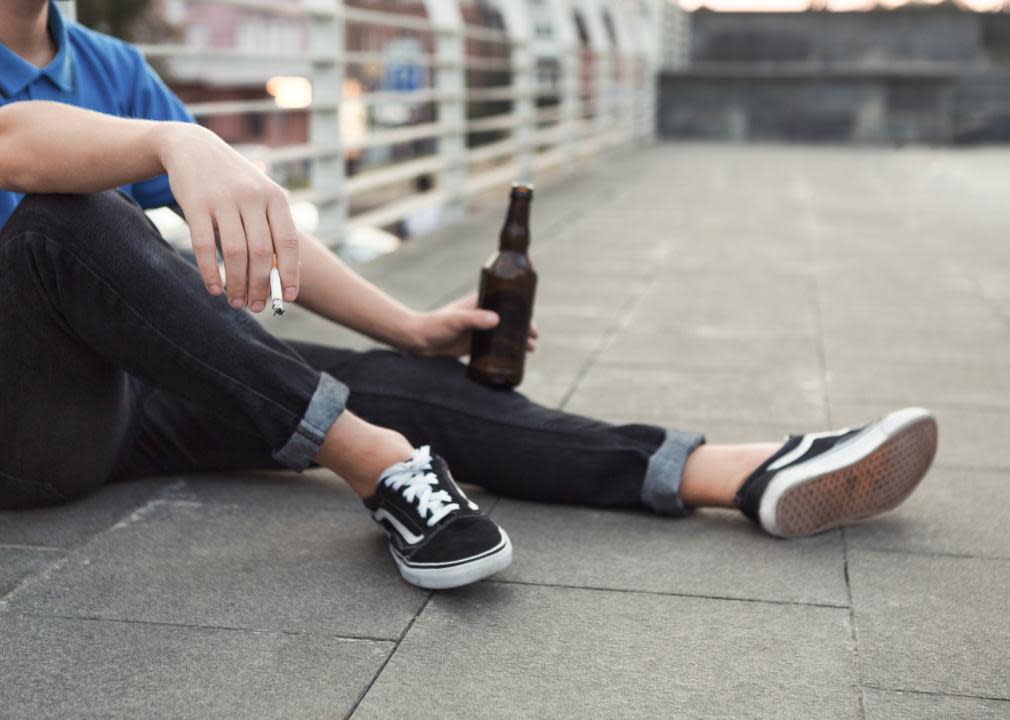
[0,192,703,513]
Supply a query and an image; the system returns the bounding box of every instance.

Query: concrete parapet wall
[690,10,981,65]
[659,9,1010,144]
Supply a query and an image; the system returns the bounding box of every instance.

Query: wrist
[396,310,428,354]
[150,121,205,172]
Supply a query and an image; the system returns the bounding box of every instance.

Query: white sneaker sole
[392,530,513,590]
[760,407,938,538]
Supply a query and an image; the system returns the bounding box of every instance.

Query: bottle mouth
[511,181,535,195]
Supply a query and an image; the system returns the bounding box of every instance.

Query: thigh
[0,235,142,508]
[113,343,362,480]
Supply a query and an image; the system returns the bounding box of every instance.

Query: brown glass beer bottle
[468,183,537,388]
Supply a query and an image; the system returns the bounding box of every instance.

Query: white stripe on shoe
[766,427,855,472]
[373,509,424,545]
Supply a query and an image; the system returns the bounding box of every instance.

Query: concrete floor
[2,144,1009,719]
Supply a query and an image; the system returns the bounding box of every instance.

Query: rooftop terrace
[2,143,1008,719]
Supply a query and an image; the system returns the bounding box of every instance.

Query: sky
[678,0,1006,10]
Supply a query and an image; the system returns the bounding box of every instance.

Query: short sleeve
[121,47,195,210]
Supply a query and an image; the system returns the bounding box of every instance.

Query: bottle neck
[499,194,531,253]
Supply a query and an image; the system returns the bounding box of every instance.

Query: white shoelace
[381,446,460,527]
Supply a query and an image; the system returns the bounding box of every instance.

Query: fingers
[529,320,539,340]
[241,206,273,313]
[185,208,223,295]
[215,205,247,308]
[267,190,299,301]
[463,309,499,330]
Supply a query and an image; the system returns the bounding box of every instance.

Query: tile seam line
[842,527,866,720]
[862,684,1010,704]
[556,189,667,413]
[0,482,168,599]
[0,544,65,552]
[489,578,849,610]
[0,553,74,604]
[345,591,433,719]
[0,610,400,644]
[849,546,1010,562]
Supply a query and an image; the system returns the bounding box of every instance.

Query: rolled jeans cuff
[273,372,349,471]
[641,428,706,517]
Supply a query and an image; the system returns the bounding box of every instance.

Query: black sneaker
[365,446,512,589]
[734,407,938,538]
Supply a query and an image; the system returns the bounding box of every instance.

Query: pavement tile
[491,499,848,606]
[0,548,62,596]
[826,361,1010,410]
[832,402,1010,471]
[0,613,390,720]
[848,550,1010,699]
[846,467,1010,559]
[3,497,427,640]
[566,365,827,426]
[818,298,1008,340]
[352,582,859,720]
[531,307,619,339]
[0,478,167,548]
[625,276,819,339]
[822,325,1010,368]
[862,688,1010,720]
[597,329,821,372]
[158,469,363,511]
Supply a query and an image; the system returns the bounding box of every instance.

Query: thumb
[458,308,499,330]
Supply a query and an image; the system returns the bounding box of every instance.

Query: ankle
[679,443,780,509]
[313,412,414,499]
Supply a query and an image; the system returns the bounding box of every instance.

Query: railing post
[543,0,579,174]
[425,1,466,225]
[574,0,609,156]
[609,4,637,147]
[308,0,347,246]
[622,1,646,144]
[499,0,536,183]
[645,0,674,143]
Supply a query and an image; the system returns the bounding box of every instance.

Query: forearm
[295,230,421,351]
[0,101,182,193]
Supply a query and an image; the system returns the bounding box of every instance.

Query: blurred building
[659,8,1010,144]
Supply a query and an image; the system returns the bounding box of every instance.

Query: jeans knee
[3,191,166,265]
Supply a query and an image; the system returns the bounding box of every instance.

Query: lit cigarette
[270,262,284,316]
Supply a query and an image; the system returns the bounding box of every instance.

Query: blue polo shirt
[0,1,194,230]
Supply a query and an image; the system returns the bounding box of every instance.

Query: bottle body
[469,257,537,387]
[468,184,537,388]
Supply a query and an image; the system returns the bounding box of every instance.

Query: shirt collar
[0,1,74,98]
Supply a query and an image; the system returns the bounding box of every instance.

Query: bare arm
[0,101,170,194]
[295,230,423,349]
[295,230,537,357]
[0,101,298,311]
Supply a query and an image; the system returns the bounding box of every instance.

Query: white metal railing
[78,0,667,253]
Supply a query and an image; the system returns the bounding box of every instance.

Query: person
[0,1,938,590]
